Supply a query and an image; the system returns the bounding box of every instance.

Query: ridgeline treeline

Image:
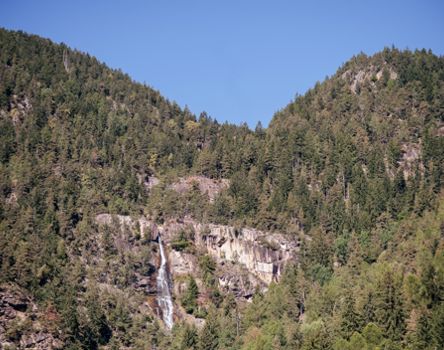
[1,28,443,349]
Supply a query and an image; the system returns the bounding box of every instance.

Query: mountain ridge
[1,28,444,349]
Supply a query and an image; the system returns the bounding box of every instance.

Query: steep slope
[233,49,444,350]
[1,28,444,350]
[0,28,266,349]
[259,48,444,231]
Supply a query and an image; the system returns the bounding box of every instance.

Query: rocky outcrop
[399,143,422,180]
[0,284,63,349]
[144,176,160,190]
[94,214,159,295]
[161,218,299,285]
[341,64,397,94]
[94,209,299,328]
[169,250,197,276]
[95,214,299,290]
[168,176,229,202]
[96,213,158,241]
[144,175,229,202]
[217,263,263,299]
[1,94,32,126]
[168,244,263,299]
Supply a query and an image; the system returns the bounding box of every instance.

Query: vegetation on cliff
[0,28,443,349]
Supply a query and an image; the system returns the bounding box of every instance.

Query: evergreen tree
[198,309,219,350]
[431,303,444,349]
[181,276,199,314]
[414,313,433,350]
[340,292,362,339]
[362,292,377,325]
[375,270,406,341]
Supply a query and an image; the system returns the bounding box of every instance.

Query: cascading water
[156,235,174,329]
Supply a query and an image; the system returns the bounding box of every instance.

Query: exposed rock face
[94,214,159,297]
[169,250,196,276]
[2,94,32,126]
[399,143,422,180]
[144,176,230,202]
[160,219,299,285]
[168,176,229,202]
[218,264,262,299]
[144,176,160,190]
[96,213,158,241]
[0,284,63,350]
[169,244,262,299]
[93,212,300,331]
[341,64,397,94]
[95,214,299,291]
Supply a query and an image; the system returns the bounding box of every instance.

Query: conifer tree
[340,292,362,339]
[198,308,219,350]
[375,270,406,341]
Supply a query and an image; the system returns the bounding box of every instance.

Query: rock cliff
[93,214,299,328]
[159,218,299,285]
[95,214,299,293]
[0,284,64,349]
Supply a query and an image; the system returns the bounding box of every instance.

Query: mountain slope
[1,28,444,349]
[260,48,444,230]
[0,28,263,349]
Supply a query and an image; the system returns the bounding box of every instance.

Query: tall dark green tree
[375,270,406,341]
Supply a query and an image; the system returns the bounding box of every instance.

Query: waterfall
[156,235,174,329]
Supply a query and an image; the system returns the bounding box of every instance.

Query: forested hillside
[0,28,443,349]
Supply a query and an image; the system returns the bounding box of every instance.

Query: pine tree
[362,292,377,325]
[347,233,364,273]
[218,294,239,349]
[171,323,198,350]
[198,309,219,350]
[362,323,383,348]
[375,270,406,341]
[340,292,362,339]
[181,276,199,314]
[414,313,432,349]
[431,303,444,349]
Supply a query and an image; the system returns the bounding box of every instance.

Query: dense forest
[0,28,444,349]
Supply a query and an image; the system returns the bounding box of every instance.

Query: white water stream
[156,235,174,329]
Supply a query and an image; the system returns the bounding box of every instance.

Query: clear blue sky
[1,0,443,127]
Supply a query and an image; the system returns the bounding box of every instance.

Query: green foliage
[198,308,220,350]
[78,285,112,349]
[171,229,192,252]
[340,292,362,339]
[431,303,444,349]
[198,254,217,287]
[181,276,199,315]
[170,323,198,350]
[374,269,406,341]
[1,29,444,349]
